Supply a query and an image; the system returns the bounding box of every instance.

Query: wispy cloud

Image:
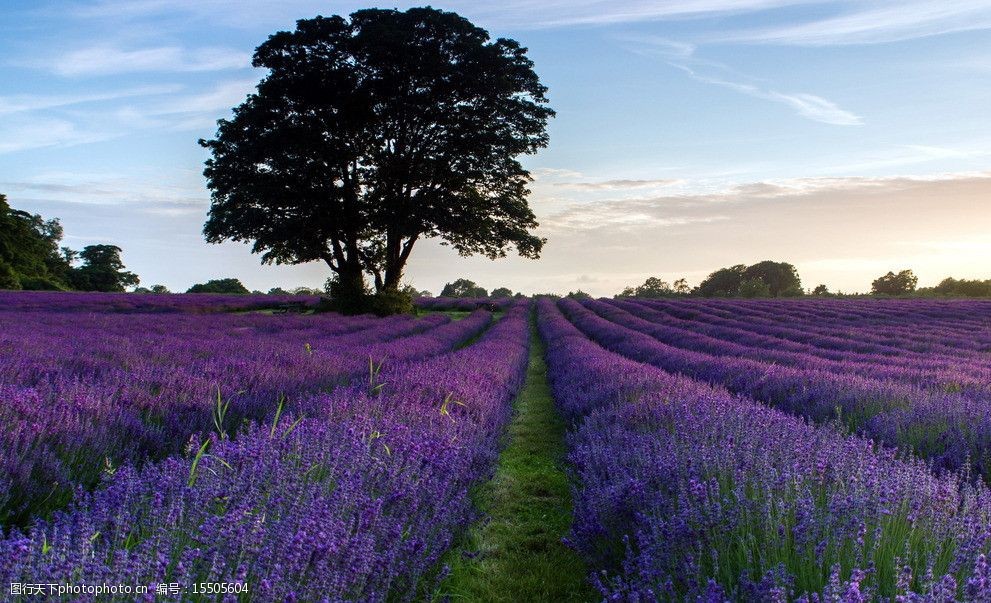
[622,36,863,126]
[65,0,813,29]
[717,1,991,46]
[554,178,683,191]
[671,63,862,126]
[41,45,250,76]
[0,85,180,115]
[1,172,208,212]
[0,118,115,153]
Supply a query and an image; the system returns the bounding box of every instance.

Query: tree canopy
[0,194,74,290]
[616,276,692,298]
[187,278,250,295]
[490,287,513,298]
[200,8,554,313]
[929,277,991,297]
[697,261,802,297]
[70,245,140,292]
[440,278,488,298]
[871,270,918,296]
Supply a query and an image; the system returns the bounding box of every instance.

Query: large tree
[70,245,139,292]
[0,194,73,290]
[742,260,802,297]
[871,269,918,296]
[696,264,748,297]
[697,261,802,298]
[440,278,488,298]
[200,8,553,311]
[187,278,249,294]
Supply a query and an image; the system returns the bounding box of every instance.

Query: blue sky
[2,0,990,295]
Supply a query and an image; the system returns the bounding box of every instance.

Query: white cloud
[553,178,683,191]
[0,118,116,153]
[672,64,862,125]
[48,45,250,76]
[717,1,991,46]
[0,85,181,115]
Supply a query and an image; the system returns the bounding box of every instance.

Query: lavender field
[3,293,991,601]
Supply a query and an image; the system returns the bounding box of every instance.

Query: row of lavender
[615,298,991,385]
[0,291,321,314]
[538,298,991,600]
[414,296,517,312]
[1,306,492,525]
[561,298,991,478]
[2,302,531,601]
[644,297,991,360]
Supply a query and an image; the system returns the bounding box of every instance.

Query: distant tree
[151,284,170,294]
[811,284,830,296]
[637,277,672,298]
[268,287,290,295]
[199,8,553,314]
[697,261,801,297]
[696,264,747,297]
[418,290,433,298]
[742,260,802,297]
[290,286,321,295]
[0,262,19,290]
[0,194,74,290]
[491,287,514,298]
[440,278,488,298]
[738,278,771,298]
[566,290,592,299]
[616,276,690,299]
[871,270,918,296]
[931,277,991,297]
[133,286,152,294]
[187,278,249,294]
[70,245,139,292]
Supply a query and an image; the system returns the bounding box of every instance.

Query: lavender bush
[1,301,531,601]
[538,298,991,601]
[559,298,991,479]
[0,300,491,525]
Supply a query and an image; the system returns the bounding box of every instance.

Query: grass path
[437,321,595,602]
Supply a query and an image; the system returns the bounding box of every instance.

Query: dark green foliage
[70,245,140,292]
[441,278,488,297]
[566,290,592,299]
[696,264,747,297]
[19,276,69,291]
[812,284,830,296]
[743,260,803,297]
[738,278,771,298]
[369,288,415,316]
[929,277,991,297]
[186,278,249,294]
[871,269,918,296]
[618,276,691,298]
[491,287,514,298]
[200,8,553,314]
[0,194,74,290]
[150,284,170,294]
[697,261,802,297]
[0,262,22,290]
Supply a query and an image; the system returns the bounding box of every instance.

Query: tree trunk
[323,253,368,315]
[382,232,419,293]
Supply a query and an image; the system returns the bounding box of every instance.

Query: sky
[2,0,990,296]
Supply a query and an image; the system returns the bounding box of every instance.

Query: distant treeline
[0,194,139,293]
[616,263,991,299]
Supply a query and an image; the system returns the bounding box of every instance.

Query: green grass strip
[437,321,595,602]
